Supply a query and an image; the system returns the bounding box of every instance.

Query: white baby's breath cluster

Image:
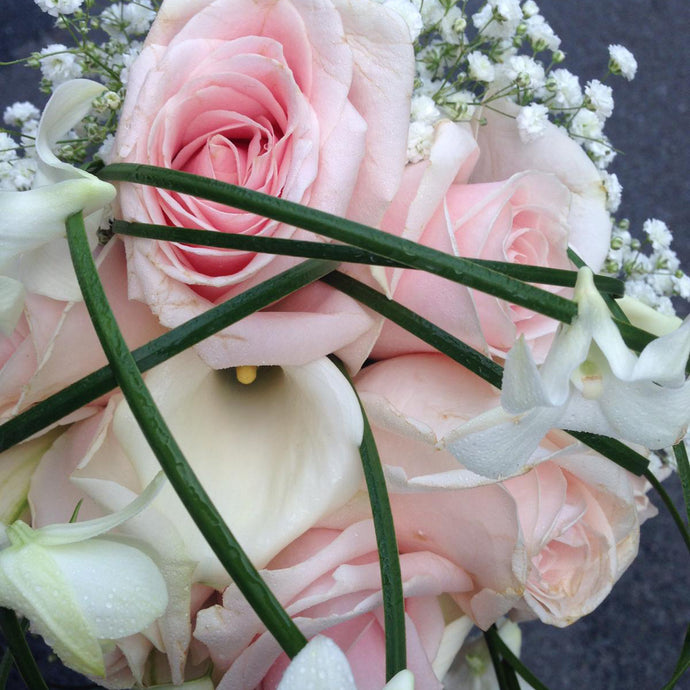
[0,0,158,191]
[1,0,686,318]
[603,218,690,316]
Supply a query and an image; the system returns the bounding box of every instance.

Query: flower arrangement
[0,0,688,689]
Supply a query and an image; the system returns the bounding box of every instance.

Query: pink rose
[0,241,164,423]
[194,520,473,690]
[114,0,414,369]
[503,438,653,626]
[372,112,611,363]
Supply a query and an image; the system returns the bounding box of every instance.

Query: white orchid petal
[444,406,562,479]
[0,542,105,676]
[0,179,114,268]
[34,472,166,546]
[631,317,690,385]
[34,79,109,182]
[0,276,25,335]
[501,336,551,412]
[113,352,364,584]
[49,538,168,639]
[277,636,357,690]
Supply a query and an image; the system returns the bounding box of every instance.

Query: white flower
[472,0,522,39]
[516,103,549,143]
[410,95,440,124]
[584,79,614,119]
[569,109,603,140]
[407,121,435,162]
[277,636,415,690]
[33,0,84,16]
[38,44,83,85]
[0,473,168,677]
[521,1,540,18]
[608,44,638,80]
[547,68,582,109]
[505,55,546,91]
[643,218,672,251]
[0,79,116,333]
[601,171,622,212]
[445,268,690,479]
[467,51,496,82]
[525,14,560,51]
[3,102,41,128]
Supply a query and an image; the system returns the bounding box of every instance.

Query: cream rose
[114,0,414,369]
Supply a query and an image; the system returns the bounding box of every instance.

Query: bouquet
[0,0,688,688]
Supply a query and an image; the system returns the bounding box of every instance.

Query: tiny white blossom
[525,14,561,51]
[438,6,466,44]
[547,68,582,109]
[625,279,659,306]
[33,0,84,16]
[570,109,603,140]
[585,79,614,120]
[467,51,495,82]
[472,0,523,39]
[7,157,37,190]
[0,134,18,164]
[643,218,672,251]
[516,103,549,142]
[505,55,546,91]
[608,44,638,80]
[410,95,440,124]
[3,102,41,128]
[441,90,477,119]
[522,0,540,18]
[601,171,622,213]
[407,121,435,163]
[411,0,445,28]
[587,136,616,169]
[39,44,83,85]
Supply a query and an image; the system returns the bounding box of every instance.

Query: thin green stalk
[113,220,624,294]
[65,212,307,658]
[644,468,690,555]
[490,625,551,690]
[100,164,578,325]
[323,271,649,476]
[0,646,11,690]
[0,258,337,452]
[673,442,690,526]
[333,359,406,680]
[0,609,48,690]
[484,626,521,690]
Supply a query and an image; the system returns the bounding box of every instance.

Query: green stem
[661,623,690,690]
[490,625,551,690]
[673,442,690,526]
[644,468,690,555]
[65,212,307,658]
[333,359,406,680]
[324,271,649,476]
[113,220,624,293]
[0,609,48,690]
[99,164,578,325]
[0,258,337,452]
[483,626,521,690]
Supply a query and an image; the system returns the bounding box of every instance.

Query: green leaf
[0,259,337,452]
[100,164,578,325]
[332,358,406,681]
[65,212,307,659]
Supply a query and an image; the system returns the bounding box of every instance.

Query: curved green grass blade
[114,220,624,293]
[0,609,48,690]
[0,258,337,452]
[65,212,307,658]
[100,164,578,325]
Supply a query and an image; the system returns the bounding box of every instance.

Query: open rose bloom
[0,0,685,688]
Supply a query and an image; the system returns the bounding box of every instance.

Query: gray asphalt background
[1,1,689,688]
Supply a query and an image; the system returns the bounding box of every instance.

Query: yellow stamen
[235,365,258,385]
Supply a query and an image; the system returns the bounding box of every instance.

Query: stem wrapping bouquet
[0,0,689,688]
